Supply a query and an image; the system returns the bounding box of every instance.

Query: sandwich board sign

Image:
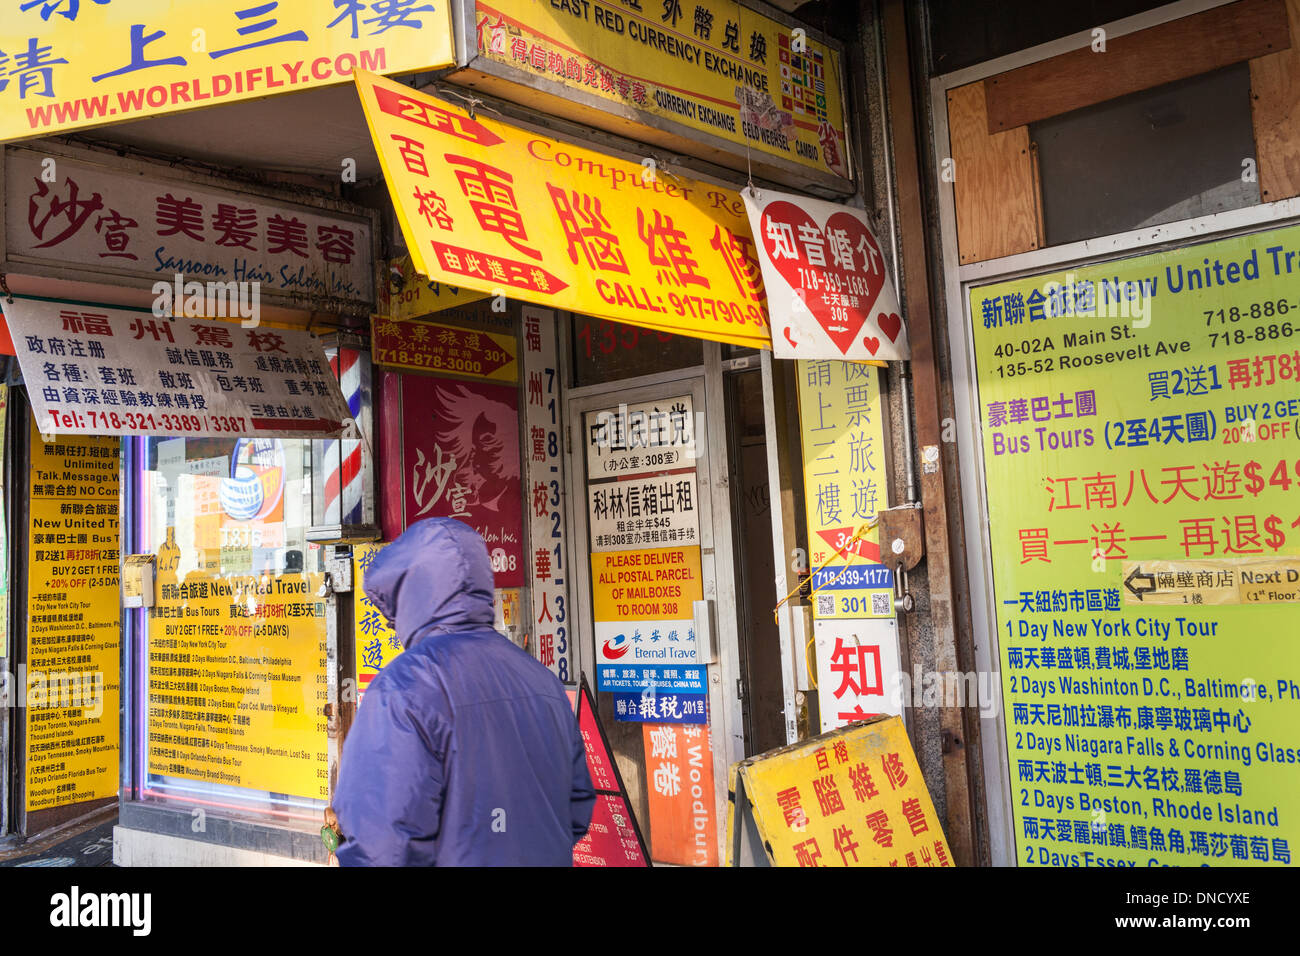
[726,715,952,867]
[572,676,652,867]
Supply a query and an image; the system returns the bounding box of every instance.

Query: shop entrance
[568,356,743,865]
[565,322,791,865]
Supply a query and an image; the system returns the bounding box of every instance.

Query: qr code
[872,593,892,616]
[816,595,835,616]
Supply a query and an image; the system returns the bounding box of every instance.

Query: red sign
[400,375,524,586]
[742,187,909,362]
[572,680,650,867]
[816,527,883,563]
[643,721,718,867]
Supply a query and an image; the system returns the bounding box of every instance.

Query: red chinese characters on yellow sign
[354,71,770,349]
[371,315,518,383]
[728,716,952,867]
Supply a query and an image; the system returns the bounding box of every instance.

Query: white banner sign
[813,617,903,732]
[4,299,350,439]
[6,147,373,312]
[584,396,696,480]
[588,473,700,552]
[742,186,908,361]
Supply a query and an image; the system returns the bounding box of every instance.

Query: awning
[353,70,771,350]
[2,298,350,439]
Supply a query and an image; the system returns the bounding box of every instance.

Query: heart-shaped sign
[863,335,880,355]
[759,201,888,355]
[877,311,902,343]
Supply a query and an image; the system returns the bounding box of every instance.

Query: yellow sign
[726,716,952,867]
[1121,557,1300,606]
[472,0,850,181]
[591,546,703,621]
[797,360,893,618]
[371,314,518,382]
[25,430,120,812]
[354,70,771,348]
[380,255,488,319]
[354,542,401,697]
[3,0,455,141]
[148,570,329,799]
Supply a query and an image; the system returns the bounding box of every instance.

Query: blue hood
[363,517,496,648]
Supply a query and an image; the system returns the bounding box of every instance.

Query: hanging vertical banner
[353,542,401,703]
[797,359,894,618]
[744,187,906,361]
[572,678,651,867]
[522,306,572,683]
[401,375,524,587]
[25,429,120,812]
[353,70,771,348]
[969,223,1300,867]
[643,720,719,866]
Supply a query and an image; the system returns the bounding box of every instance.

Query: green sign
[971,223,1300,867]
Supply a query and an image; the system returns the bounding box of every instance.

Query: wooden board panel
[1251,0,1300,201]
[985,0,1290,133]
[947,81,1039,265]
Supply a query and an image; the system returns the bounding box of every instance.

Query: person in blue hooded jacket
[334,518,595,866]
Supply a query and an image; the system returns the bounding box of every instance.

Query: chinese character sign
[728,716,950,867]
[969,223,1300,867]
[572,681,650,867]
[472,0,850,183]
[813,618,903,732]
[353,541,401,703]
[745,187,906,361]
[2,0,455,140]
[585,395,706,718]
[6,148,372,312]
[522,306,572,683]
[354,70,771,349]
[401,374,524,587]
[2,299,352,439]
[371,314,517,382]
[379,254,488,318]
[796,359,893,618]
[642,721,718,866]
[25,431,120,811]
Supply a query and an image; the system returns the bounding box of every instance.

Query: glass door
[567,374,739,866]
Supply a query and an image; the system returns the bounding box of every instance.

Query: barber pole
[324,347,365,524]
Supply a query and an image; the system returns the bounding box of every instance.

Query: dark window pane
[1033,64,1258,247]
[571,315,702,386]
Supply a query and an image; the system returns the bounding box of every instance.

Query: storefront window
[133,436,328,828]
[572,315,703,386]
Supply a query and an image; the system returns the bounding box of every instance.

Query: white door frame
[562,340,744,863]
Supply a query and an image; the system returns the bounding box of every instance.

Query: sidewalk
[0,807,117,867]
